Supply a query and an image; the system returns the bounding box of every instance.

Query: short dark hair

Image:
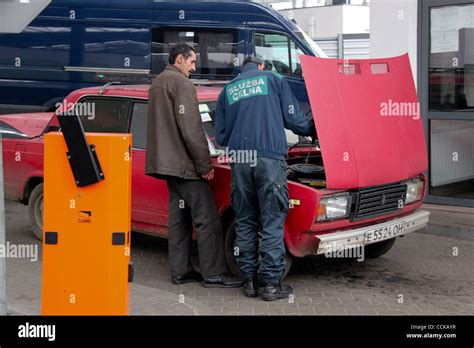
[169,44,197,64]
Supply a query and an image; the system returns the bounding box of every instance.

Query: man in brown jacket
[145,44,241,288]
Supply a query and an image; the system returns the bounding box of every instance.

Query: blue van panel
[0,0,317,112]
[44,0,154,10]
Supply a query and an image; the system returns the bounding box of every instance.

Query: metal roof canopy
[0,0,51,34]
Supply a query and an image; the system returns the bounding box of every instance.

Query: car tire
[224,220,293,280]
[364,238,397,259]
[28,183,44,241]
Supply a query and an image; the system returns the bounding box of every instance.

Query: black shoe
[171,270,202,285]
[243,278,259,298]
[262,283,294,302]
[202,274,243,288]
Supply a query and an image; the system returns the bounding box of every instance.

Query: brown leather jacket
[145,64,212,180]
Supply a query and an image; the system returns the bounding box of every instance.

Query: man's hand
[202,169,215,181]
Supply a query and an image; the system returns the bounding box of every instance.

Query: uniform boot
[262,283,293,302]
[243,278,259,298]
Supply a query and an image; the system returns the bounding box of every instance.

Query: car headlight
[405,179,424,204]
[317,194,352,222]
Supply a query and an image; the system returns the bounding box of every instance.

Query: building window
[430,120,474,199]
[429,4,474,111]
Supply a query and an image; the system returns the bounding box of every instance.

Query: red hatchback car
[1,57,430,278]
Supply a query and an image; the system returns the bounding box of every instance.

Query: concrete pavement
[4,200,474,315]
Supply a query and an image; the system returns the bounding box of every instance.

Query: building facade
[278,3,370,58]
[372,0,474,208]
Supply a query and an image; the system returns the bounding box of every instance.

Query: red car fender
[285,181,321,257]
[211,160,322,258]
[22,170,45,198]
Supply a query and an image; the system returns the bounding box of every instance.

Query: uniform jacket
[215,63,315,160]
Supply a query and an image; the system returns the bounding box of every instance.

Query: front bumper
[315,210,430,255]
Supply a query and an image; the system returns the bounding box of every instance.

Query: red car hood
[300,54,428,190]
[0,112,53,138]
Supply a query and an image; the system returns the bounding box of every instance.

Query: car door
[74,96,170,233]
[128,101,169,236]
[128,99,225,237]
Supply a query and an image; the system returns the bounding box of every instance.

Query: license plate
[364,222,404,243]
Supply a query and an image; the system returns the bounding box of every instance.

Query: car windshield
[200,101,226,156]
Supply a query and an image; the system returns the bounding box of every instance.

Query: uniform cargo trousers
[231,157,289,285]
[166,177,228,279]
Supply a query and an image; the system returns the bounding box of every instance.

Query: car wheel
[364,238,397,259]
[28,183,44,241]
[224,220,293,280]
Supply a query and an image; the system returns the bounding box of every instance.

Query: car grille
[351,182,407,221]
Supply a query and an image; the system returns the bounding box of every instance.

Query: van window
[254,32,304,77]
[151,29,238,76]
[290,41,304,76]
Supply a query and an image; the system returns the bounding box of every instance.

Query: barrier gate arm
[57,114,105,187]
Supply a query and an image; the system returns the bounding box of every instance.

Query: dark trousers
[166,177,228,279]
[231,157,289,285]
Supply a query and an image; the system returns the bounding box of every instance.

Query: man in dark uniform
[145,43,241,288]
[215,56,315,301]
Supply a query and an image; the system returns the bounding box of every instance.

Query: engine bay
[287,154,326,188]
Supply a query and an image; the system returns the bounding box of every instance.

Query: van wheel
[28,183,44,241]
[224,221,293,280]
[364,238,397,259]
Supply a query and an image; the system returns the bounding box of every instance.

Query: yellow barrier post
[41,132,132,315]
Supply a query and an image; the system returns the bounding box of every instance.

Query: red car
[1,60,430,277]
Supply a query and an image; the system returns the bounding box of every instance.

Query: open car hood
[300,54,428,190]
